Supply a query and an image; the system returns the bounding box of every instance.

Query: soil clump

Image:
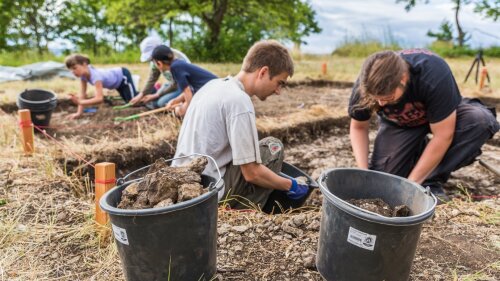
[118,157,208,209]
[348,198,411,217]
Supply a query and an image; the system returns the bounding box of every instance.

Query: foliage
[57,0,115,56]
[482,46,500,57]
[3,0,61,54]
[427,41,476,57]
[332,29,402,57]
[0,50,63,66]
[333,41,401,57]
[0,0,321,63]
[104,0,321,62]
[0,47,140,67]
[427,41,500,58]
[427,20,454,42]
[474,0,500,20]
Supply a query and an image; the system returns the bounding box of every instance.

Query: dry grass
[1,56,498,106]
[256,104,344,132]
[0,57,498,280]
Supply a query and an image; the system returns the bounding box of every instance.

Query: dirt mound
[118,157,208,209]
[348,198,411,217]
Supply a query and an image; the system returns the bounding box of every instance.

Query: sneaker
[425,182,450,204]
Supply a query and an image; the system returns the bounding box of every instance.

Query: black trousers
[369,98,499,185]
[116,67,138,102]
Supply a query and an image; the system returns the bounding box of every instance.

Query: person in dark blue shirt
[151,45,218,117]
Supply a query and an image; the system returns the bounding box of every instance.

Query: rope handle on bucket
[116,153,222,189]
[19,120,33,128]
[95,178,116,184]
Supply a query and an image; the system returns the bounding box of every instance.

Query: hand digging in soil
[118,157,208,209]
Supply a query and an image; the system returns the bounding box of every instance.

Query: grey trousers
[369,98,499,185]
[222,137,285,209]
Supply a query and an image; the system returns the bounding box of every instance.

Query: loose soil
[1,81,499,280]
[118,157,208,209]
[347,198,411,217]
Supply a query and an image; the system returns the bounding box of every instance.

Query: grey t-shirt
[172,76,261,199]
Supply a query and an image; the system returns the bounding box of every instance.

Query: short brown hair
[242,40,294,78]
[355,50,409,112]
[65,54,90,68]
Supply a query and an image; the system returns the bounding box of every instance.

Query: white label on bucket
[347,227,376,251]
[112,224,129,245]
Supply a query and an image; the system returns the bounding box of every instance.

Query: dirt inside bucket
[347,198,411,217]
[118,157,209,209]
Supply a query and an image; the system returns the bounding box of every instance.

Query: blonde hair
[242,40,294,78]
[65,54,90,68]
[355,50,409,112]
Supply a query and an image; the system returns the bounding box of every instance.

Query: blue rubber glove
[287,179,309,200]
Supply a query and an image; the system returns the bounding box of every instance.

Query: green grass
[0,48,142,67]
[0,50,64,66]
[333,40,401,57]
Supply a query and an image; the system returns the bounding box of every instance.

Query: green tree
[103,0,176,46]
[0,0,17,50]
[474,0,500,20]
[104,0,321,62]
[427,20,454,42]
[58,0,108,55]
[186,0,321,60]
[8,0,61,54]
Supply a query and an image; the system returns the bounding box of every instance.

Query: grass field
[1,56,499,105]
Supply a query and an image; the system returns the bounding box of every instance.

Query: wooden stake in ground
[18,109,34,155]
[95,163,116,225]
[321,62,327,75]
[479,67,488,91]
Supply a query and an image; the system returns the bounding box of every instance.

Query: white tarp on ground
[0,61,75,83]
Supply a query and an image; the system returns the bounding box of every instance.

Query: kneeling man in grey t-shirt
[172,40,309,209]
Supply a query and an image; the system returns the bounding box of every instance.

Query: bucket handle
[116,153,222,189]
[423,185,438,206]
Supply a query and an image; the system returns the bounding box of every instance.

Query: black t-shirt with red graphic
[348,49,462,127]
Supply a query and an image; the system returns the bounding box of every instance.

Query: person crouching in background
[65,54,138,119]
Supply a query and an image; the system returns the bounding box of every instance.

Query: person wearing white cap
[130,36,190,108]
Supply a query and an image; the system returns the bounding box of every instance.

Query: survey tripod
[464,49,490,84]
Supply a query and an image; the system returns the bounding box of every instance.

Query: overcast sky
[301,0,500,54]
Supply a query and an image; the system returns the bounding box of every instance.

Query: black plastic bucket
[100,156,224,281]
[262,162,318,214]
[17,89,57,128]
[316,168,436,281]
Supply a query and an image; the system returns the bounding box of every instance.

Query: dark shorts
[116,68,138,102]
[222,137,285,209]
[370,98,499,185]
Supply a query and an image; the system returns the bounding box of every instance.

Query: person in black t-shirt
[151,45,218,117]
[348,49,499,202]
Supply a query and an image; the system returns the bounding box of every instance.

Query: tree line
[0,0,321,62]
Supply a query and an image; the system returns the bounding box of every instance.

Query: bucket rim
[18,89,57,105]
[99,175,224,216]
[318,168,437,226]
